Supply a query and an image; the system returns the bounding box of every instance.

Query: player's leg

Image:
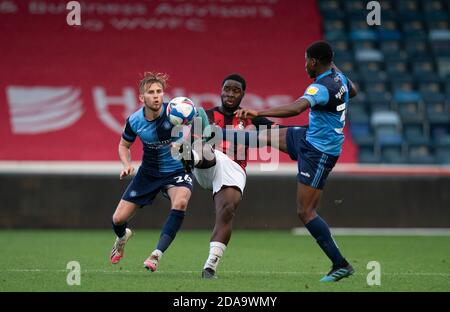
[262,127,289,153]
[112,168,160,264]
[222,127,290,153]
[110,199,138,264]
[296,183,353,282]
[144,184,192,272]
[202,186,242,279]
[202,151,246,278]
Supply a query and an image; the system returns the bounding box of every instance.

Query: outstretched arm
[235,97,310,119]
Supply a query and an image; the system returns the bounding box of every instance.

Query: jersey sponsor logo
[334,85,348,100]
[306,86,319,95]
[300,171,311,178]
[336,103,346,111]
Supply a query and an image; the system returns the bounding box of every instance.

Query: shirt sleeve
[300,83,329,107]
[251,116,278,130]
[121,118,137,142]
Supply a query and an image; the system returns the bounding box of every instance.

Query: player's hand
[120,165,135,180]
[234,108,258,119]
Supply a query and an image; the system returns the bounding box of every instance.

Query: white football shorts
[193,150,246,195]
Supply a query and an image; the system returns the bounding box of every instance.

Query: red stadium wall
[0,0,357,163]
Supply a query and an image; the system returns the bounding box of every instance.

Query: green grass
[0,230,449,291]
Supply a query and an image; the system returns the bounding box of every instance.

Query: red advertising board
[0,0,357,162]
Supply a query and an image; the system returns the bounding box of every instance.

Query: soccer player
[185,74,279,279]
[235,41,358,282]
[110,72,194,272]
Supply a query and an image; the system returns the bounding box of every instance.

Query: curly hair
[139,72,169,94]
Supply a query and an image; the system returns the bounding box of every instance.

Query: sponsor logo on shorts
[300,171,310,178]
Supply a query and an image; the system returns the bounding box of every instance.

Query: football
[167,96,197,126]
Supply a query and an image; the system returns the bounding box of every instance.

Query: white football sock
[152,249,163,259]
[203,241,227,272]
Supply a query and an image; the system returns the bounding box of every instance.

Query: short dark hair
[222,73,246,91]
[306,41,334,65]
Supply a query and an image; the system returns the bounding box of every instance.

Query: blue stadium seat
[435,139,450,164]
[396,0,421,12]
[380,40,402,55]
[369,100,392,113]
[343,0,365,13]
[407,142,436,164]
[318,0,341,11]
[355,49,384,62]
[358,143,380,163]
[323,19,346,33]
[426,100,449,126]
[405,40,430,58]
[424,12,449,26]
[418,81,443,94]
[325,31,348,42]
[350,30,377,41]
[421,91,446,103]
[384,51,409,63]
[371,111,403,145]
[318,0,450,164]
[403,119,429,144]
[436,58,450,79]
[430,122,450,143]
[386,61,409,76]
[393,90,421,103]
[379,141,406,164]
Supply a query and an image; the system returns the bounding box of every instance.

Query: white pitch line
[292,228,450,236]
[2,269,449,277]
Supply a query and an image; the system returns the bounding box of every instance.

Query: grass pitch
[0,230,449,292]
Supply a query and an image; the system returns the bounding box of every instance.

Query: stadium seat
[371,111,403,139]
[435,139,450,164]
[405,40,430,58]
[407,142,436,164]
[379,141,406,164]
[318,0,450,164]
[358,143,380,163]
[403,119,429,144]
[436,58,450,79]
[386,61,409,76]
[426,100,450,126]
[369,100,392,113]
[430,122,450,143]
[323,19,346,33]
[355,49,384,62]
[393,90,421,103]
[418,81,443,94]
[350,30,377,41]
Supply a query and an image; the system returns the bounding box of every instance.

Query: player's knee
[296,204,314,224]
[172,197,188,210]
[218,203,236,223]
[112,213,126,225]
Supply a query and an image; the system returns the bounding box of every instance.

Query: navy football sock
[156,209,186,252]
[305,216,345,267]
[112,220,127,238]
